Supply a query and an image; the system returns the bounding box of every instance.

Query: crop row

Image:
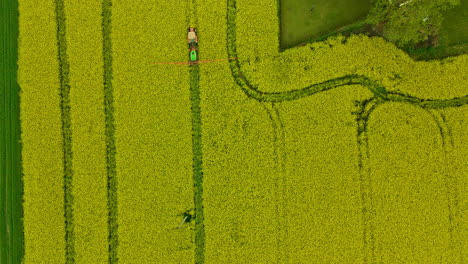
[65,0,109,263]
[18,0,66,263]
[112,0,195,262]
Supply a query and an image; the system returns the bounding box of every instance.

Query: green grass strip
[190,64,205,264]
[0,0,24,263]
[54,0,75,263]
[102,1,118,263]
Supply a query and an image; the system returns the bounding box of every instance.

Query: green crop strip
[190,64,205,264]
[188,1,205,263]
[102,0,118,263]
[226,0,467,261]
[54,0,75,262]
[0,0,24,263]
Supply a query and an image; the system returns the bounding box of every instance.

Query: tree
[367,0,461,48]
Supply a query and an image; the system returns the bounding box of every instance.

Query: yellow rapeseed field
[65,0,109,262]
[112,0,194,263]
[17,0,467,263]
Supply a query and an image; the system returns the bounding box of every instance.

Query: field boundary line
[55,0,75,262]
[101,0,118,263]
[261,102,289,263]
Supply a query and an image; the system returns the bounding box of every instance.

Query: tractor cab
[188,27,198,63]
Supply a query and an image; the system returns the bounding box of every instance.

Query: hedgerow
[65,0,108,263]
[18,0,66,263]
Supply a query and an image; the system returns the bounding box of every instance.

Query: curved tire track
[426,109,462,263]
[226,1,467,263]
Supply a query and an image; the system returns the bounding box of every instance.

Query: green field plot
[442,0,468,45]
[279,0,372,48]
[0,0,23,263]
[9,0,468,263]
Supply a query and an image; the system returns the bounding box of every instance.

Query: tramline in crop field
[4,0,467,263]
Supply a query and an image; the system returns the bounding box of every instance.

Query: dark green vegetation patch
[279,0,371,49]
[0,0,24,263]
[280,0,468,60]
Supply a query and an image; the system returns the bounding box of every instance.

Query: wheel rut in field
[190,64,205,264]
[188,1,205,263]
[426,109,463,263]
[353,98,382,263]
[261,102,289,263]
[102,0,118,263]
[55,0,75,262]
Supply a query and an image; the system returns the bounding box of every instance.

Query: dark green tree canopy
[367,0,461,47]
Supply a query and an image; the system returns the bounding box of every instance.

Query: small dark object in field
[177,210,194,229]
[183,211,193,223]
